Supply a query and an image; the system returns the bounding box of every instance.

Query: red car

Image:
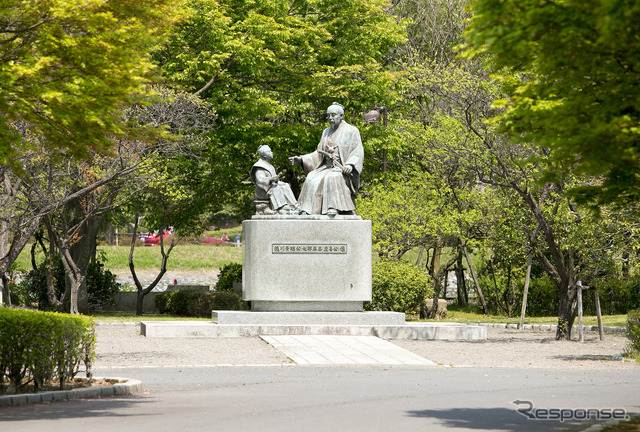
[143,230,172,246]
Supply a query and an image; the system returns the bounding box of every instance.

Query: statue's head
[256,145,273,160]
[327,102,344,129]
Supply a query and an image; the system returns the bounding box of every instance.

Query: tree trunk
[556,283,577,340]
[0,219,9,306]
[129,212,176,316]
[426,247,442,319]
[622,250,630,281]
[455,252,466,306]
[462,241,488,315]
[64,213,106,314]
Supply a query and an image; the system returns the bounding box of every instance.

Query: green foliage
[583,276,640,316]
[626,309,640,353]
[154,290,246,317]
[215,263,243,293]
[524,276,559,317]
[0,308,95,394]
[365,259,433,313]
[0,0,185,168]
[18,255,120,311]
[463,0,640,204]
[155,0,407,209]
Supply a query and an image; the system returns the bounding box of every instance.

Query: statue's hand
[288,156,301,166]
[342,164,353,175]
[270,175,280,184]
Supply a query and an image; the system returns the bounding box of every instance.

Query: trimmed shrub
[0,308,95,394]
[215,263,242,292]
[154,290,246,317]
[365,259,433,313]
[627,308,640,353]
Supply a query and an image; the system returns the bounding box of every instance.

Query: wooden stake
[595,287,604,341]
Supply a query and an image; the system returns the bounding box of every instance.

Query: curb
[0,377,142,407]
[474,322,626,333]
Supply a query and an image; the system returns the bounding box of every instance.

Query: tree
[124,89,216,316]
[463,0,640,205]
[154,0,407,215]
[0,0,185,168]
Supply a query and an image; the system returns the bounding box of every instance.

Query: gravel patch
[95,324,639,370]
[395,327,638,370]
[112,269,218,292]
[94,324,292,369]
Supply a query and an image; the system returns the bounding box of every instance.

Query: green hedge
[0,307,95,394]
[365,259,433,313]
[628,309,640,353]
[215,263,242,293]
[155,290,246,317]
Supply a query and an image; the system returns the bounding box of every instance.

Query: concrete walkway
[261,335,437,366]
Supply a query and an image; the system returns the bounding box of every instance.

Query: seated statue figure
[251,145,299,215]
[289,102,364,216]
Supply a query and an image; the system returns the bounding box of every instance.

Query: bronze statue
[289,102,364,216]
[251,145,299,215]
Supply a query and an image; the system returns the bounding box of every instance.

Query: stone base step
[213,311,405,326]
[140,321,486,340]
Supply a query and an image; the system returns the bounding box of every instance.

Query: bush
[525,275,559,317]
[627,308,640,353]
[17,254,120,311]
[154,290,246,317]
[215,263,242,292]
[0,308,95,394]
[583,276,640,315]
[365,259,433,313]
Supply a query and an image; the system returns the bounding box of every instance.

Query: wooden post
[577,280,584,343]
[519,253,533,329]
[594,287,604,341]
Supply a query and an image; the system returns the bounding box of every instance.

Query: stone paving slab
[261,335,437,366]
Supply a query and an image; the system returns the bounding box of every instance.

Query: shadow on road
[406,407,591,431]
[0,395,154,422]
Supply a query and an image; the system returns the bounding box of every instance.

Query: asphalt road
[1,365,638,431]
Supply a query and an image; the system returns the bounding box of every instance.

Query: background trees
[154,0,407,217]
[0,0,185,167]
[1,0,638,334]
[463,0,640,205]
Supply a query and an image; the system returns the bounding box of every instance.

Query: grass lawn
[97,244,243,271]
[409,305,629,328]
[602,416,640,432]
[14,243,243,273]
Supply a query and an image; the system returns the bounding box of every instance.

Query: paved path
[261,335,436,365]
[3,366,639,431]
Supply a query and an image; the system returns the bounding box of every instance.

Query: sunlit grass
[98,244,243,271]
[408,304,628,328]
[13,243,243,273]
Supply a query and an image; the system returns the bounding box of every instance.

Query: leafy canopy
[0,0,186,167]
[463,0,640,205]
[155,0,407,213]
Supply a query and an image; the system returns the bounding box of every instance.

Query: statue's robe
[298,120,364,215]
[251,159,298,211]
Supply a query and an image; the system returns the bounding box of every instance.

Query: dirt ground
[94,324,638,370]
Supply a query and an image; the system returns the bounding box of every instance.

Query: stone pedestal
[242,216,372,311]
